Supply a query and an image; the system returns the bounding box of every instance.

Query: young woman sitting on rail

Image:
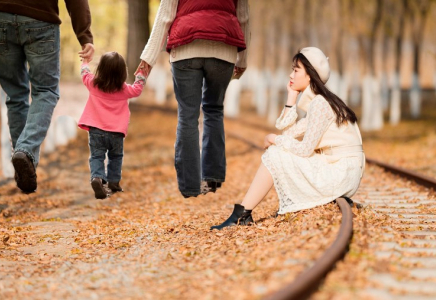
[211,47,365,230]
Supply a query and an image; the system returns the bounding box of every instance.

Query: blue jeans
[0,12,60,167]
[88,127,124,183]
[171,58,234,196]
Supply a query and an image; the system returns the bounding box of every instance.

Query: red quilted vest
[166,0,246,52]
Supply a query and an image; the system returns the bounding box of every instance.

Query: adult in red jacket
[0,0,94,193]
[137,0,250,198]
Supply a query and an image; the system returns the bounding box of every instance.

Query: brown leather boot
[12,151,37,193]
[108,181,123,193]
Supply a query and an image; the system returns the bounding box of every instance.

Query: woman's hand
[135,60,152,77]
[286,81,300,106]
[264,134,277,149]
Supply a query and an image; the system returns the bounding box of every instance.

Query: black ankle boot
[210,204,253,230]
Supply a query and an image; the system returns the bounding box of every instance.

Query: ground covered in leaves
[0,87,435,299]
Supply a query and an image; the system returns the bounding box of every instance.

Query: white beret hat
[299,47,330,84]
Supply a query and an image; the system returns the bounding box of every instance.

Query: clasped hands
[135,60,152,77]
[79,43,95,64]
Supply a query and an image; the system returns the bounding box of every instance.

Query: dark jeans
[0,12,60,167]
[171,57,234,197]
[88,127,124,183]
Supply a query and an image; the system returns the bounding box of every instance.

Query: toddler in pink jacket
[78,51,146,199]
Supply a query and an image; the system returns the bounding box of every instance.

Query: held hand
[232,66,246,80]
[135,60,152,77]
[79,43,95,62]
[264,134,277,149]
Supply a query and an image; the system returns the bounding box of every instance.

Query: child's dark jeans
[88,127,124,183]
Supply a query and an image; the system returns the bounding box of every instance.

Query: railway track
[227,125,436,299]
[355,159,436,299]
[225,130,356,300]
[130,103,436,299]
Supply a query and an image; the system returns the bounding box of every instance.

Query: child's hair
[293,53,357,126]
[93,52,127,93]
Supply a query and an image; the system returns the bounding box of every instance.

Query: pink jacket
[78,63,145,136]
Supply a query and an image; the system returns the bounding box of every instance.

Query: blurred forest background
[1,0,436,177]
[58,0,436,132]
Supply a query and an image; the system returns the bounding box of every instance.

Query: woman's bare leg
[240,162,274,210]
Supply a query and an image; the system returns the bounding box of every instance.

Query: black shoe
[91,177,109,199]
[12,151,37,193]
[210,204,253,230]
[108,181,123,193]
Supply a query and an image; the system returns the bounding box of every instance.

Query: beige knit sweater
[140,0,250,68]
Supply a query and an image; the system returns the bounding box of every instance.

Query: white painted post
[145,65,168,105]
[326,70,340,95]
[255,70,270,117]
[389,72,401,125]
[349,70,361,107]
[0,89,14,178]
[360,75,373,131]
[54,116,70,146]
[338,73,351,105]
[44,124,56,153]
[371,77,384,130]
[434,71,436,97]
[410,73,421,119]
[380,72,390,111]
[224,79,242,118]
[267,68,287,125]
[361,75,383,131]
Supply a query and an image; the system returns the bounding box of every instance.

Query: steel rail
[226,131,355,300]
[366,157,436,190]
[227,130,436,299]
[264,197,353,300]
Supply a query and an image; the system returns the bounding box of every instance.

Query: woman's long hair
[93,52,127,93]
[293,53,357,125]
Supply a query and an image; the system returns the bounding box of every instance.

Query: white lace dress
[262,94,364,214]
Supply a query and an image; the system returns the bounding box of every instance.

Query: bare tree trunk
[360,0,384,131]
[126,0,150,82]
[380,33,390,110]
[0,88,14,178]
[329,0,350,102]
[390,0,407,125]
[409,0,432,118]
